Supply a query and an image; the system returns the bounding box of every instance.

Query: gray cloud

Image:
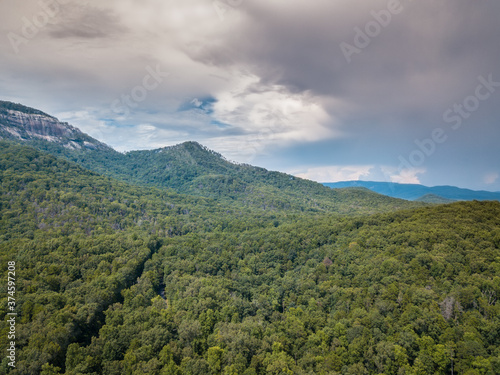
[0,0,499,190]
[48,5,127,39]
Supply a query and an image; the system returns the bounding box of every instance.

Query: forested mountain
[0,141,290,374]
[0,101,499,375]
[415,194,455,204]
[0,141,499,374]
[324,181,500,202]
[90,142,421,214]
[0,100,421,214]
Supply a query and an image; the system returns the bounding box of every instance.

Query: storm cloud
[1,0,499,190]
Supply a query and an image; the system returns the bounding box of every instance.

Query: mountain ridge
[0,100,423,214]
[324,180,500,202]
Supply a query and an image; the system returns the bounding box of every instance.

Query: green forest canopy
[0,141,499,375]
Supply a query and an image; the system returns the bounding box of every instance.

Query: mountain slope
[324,180,500,201]
[415,194,455,204]
[2,143,498,374]
[0,101,423,215]
[0,141,280,374]
[1,108,499,374]
[0,141,251,242]
[115,143,424,214]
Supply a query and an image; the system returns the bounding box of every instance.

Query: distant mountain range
[0,100,421,215]
[323,181,500,202]
[5,99,495,209]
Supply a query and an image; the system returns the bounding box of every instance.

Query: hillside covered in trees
[0,101,423,215]
[0,140,499,375]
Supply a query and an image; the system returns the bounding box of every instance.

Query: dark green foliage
[0,100,425,214]
[0,142,283,374]
[53,201,499,375]
[0,142,247,242]
[415,194,455,204]
[44,139,424,214]
[13,136,424,214]
[0,142,499,374]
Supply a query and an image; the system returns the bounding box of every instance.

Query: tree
[263,342,296,375]
[207,346,224,375]
[40,363,61,375]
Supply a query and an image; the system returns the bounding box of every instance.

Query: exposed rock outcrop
[0,101,109,151]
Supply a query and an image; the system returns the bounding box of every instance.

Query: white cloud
[56,109,111,142]
[56,109,189,151]
[484,172,499,185]
[385,167,426,184]
[114,124,189,151]
[289,165,374,183]
[206,72,338,162]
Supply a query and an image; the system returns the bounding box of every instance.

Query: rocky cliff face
[0,101,109,151]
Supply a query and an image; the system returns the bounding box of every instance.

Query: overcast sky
[1,0,499,190]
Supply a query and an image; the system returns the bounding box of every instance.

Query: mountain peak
[178,141,220,155]
[156,140,226,161]
[0,100,109,151]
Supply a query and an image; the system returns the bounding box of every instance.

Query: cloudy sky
[1,0,499,190]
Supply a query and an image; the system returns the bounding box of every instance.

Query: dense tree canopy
[7,138,422,215]
[0,142,499,374]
